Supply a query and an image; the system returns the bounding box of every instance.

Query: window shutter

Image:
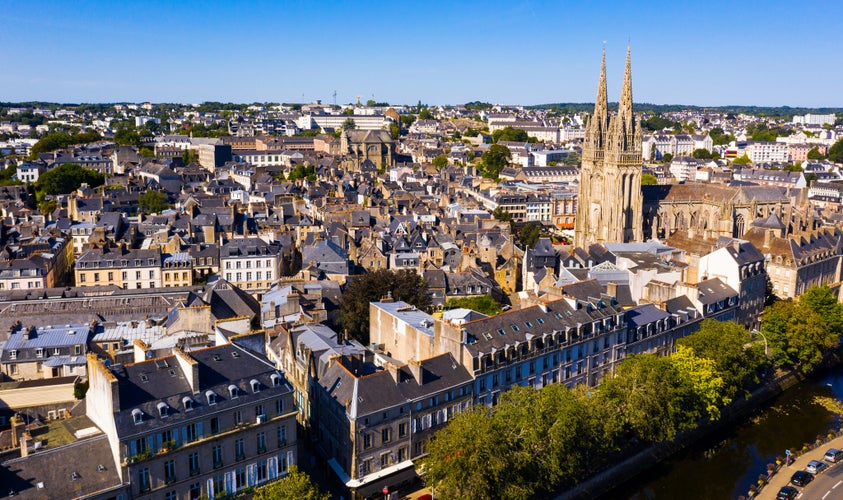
[129,440,137,457]
[206,478,215,500]
[287,450,295,468]
[247,463,257,487]
[268,456,278,480]
[197,421,204,439]
[224,471,234,495]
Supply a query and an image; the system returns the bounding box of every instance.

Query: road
[0,383,75,408]
[802,465,843,500]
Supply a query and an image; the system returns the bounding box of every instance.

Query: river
[613,368,843,499]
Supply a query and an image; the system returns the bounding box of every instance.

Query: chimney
[286,292,300,312]
[22,325,32,341]
[133,339,150,363]
[764,228,774,249]
[20,430,31,458]
[408,359,423,385]
[10,414,21,449]
[606,282,618,299]
[385,362,401,384]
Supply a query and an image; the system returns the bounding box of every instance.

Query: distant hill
[527,102,843,118]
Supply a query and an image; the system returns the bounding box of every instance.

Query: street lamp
[751,329,768,357]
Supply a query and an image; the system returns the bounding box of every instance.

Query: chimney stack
[408,359,423,385]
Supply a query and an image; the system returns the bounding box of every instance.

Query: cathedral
[574,47,644,248]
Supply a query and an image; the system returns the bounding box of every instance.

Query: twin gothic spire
[587,46,636,152]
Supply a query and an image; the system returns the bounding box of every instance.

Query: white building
[792,113,836,126]
[746,142,790,163]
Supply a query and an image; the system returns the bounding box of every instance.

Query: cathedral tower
[574,47,644,249]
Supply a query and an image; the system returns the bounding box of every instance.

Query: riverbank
[753,428,843,499]
[555,354,843,500]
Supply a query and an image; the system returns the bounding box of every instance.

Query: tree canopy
[732,153,751,165]
[138,190,171,214]
[641,173,658,185]
[828,137,843,163]
[35,163,104,195]
[288,164,317,182]
[807,146,825,160]
[492,126,535,144]
[252,466,330,500]
[479,144,511,180]
[445,296,502,316]
[30,131,102,157]
[338,269,431,344]
[432,154,448,169]
[114,128,142,147]
[709,127,736,146]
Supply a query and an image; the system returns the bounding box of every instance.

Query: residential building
[85,343,298,500]
[75,247,163,289]
[697,239,767,328]
[1,323,90,380]
[219,238,283,294]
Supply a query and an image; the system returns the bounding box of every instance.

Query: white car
[806,460,829,474]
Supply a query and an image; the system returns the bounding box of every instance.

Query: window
[275,398,284,414]
[185,423,198,442]
[206,391,217,405]
[381,453,390,467]
[278,454,289,475]
[257,432,267,453]
[277,425,287,447]
[398,447,407,462]
[35,348,43,358]
[382,427,390,443]
[257,460,268,483]
[94,272,99,282]
[235,467,246,491]
[108,272,113,281]
[210,417,220,435]
[8,350,16,360]
[229,384,239,399]
[213,474,225,494]
[233,410,243,425]
[138,467,151,492]
[79,274,86,283]
[363,433,372,449]
[132,409,143,425]
[164,459,176,483]
[188,452,200,476]
[212,445,223,468]
[235,438,245,460]
[75,345,82,355]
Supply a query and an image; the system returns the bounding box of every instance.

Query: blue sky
[1,0,841,106]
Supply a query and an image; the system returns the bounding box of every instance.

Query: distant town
[1,48,843,500]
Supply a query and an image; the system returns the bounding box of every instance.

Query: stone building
[340,129,394,170]
[574,47,644,248]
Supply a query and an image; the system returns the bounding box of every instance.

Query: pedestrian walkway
[755,430,843,499]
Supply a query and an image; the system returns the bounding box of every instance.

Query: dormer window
[250,379,261,393]
[132,408,143,425]
[229,384,239,399]
[206,390,217,406]
[183,396,194,411]
[270,373,281,387]
[157,402,169,418]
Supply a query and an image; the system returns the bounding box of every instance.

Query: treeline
[528,103,843,118]
[30,131,102,157]
[422,286,843,499]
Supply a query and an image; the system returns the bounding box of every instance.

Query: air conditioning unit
[256,414,266,424]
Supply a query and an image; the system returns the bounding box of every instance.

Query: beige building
[575,47,643,248]
[220,238,283,295]
[162,253,194,287]
[75,247,162,289]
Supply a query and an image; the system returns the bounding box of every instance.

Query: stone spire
[614,45,636,150]
[587,48,609,149]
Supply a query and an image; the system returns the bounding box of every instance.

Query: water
[615,369,843,499]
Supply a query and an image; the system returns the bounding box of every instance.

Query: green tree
[400,114,416,128]
[432,154,448,169]
[139,147,155,158]
[479,144,511,180]
[138,190,170,214]
[253,466,329,500]
[761,298,837,373]
[418,108,434,120]
[492,206,512,222]
[800,285,843,337]
[389,123,400,140]
[562,151,580,166]
[445,296,502,316]
[492,126,529,144]
[517,223,542,249]
[341,118,356,131]
[807,146,825,160]
[732,153,752,165]
[669,345,730,421]
[678,319,765,398]
[182,149,198,165]
[641,173,658,185]
[36,163,104,195]
[662,153,673,163]
[288,164,316,182]
[30,130,102,157]
[73,380,89,400]
[827,138,843,163]
[709,127,736,145]
[691,148,713,160]
[114,128,142,147]
[338,269,431,344]
[598,354,697,442]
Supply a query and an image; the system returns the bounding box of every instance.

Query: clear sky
[1,0,841,107]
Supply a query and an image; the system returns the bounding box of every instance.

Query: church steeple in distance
[574,46,644,249]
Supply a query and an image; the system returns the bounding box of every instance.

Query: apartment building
[0,323,90,380]
[85,343,298,500]
[219,238,283,294]
[75,247,163,289]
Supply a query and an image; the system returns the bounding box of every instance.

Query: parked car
[791,470,814,487]
[776,486,799,500]
[824,448,843,463]
[806,459,829,474]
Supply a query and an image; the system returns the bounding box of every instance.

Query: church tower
[574,47,644,249]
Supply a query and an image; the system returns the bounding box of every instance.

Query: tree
[691,148,713,160]
[732,153,752,166]
[389,123,400,140]
[446,296,502,316]
[669,345,730,421]
[138,190,170,214]
[562,151,580,166]
[253,466,329,500]
[517,223,542,249]
[30,130,102,157]
[782,163,803,172]
[598,354,697,442]
[114,128,142,147]
[492,126,529,144]
[338,269,430,344]
[800,285,843,337]
[418,108,434,120]
[710,127,736,146]
[827,138,843,163]
[341,118,356,131]
[807,146,825,160]
[36,163,104,195]
[678,320,765,398]
[761,296,838,373]
[182,149,198,165]
[400,114,416,128]
[288,164,316,182]
[492,206,512,222]
[73,379,89,400]
[662,153,673,163]
[432,154,448,169]
[479,144,511,180]
[641,173,658,185]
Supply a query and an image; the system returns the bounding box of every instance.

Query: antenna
[356,95,362,106]
[332,90,337,106]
